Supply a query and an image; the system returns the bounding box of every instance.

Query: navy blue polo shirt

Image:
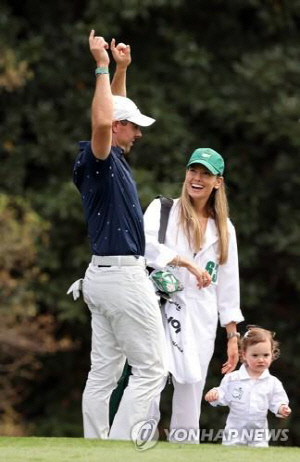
[73,141,145,256]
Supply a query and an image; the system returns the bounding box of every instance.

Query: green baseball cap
[186,148,225,175]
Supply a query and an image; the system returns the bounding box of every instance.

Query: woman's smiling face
[185,164,223,202]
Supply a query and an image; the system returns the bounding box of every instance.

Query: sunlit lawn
[0,437,299,462]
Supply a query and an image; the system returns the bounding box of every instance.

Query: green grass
[0,437,299,462]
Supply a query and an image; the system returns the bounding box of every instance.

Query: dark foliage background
[1,0,299,445]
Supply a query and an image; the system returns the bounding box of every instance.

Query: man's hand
[222,337,239,374]
[111,38,131,69]
[89,30,109,66]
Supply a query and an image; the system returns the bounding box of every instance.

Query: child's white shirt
[210,364,289,446]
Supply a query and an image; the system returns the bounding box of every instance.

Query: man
[70,31,167,440]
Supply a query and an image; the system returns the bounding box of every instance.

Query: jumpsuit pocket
[256,393,269,412]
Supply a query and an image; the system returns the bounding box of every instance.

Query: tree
[1,0,299,443]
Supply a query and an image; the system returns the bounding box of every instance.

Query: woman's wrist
[227,337,239,346]
[227,332,240,340]
[170,255,181,268]
[179,256,192,269]
[170,255,195,271]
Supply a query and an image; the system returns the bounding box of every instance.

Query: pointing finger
[89,29,95,41]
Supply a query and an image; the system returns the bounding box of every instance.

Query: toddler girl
[205,326,291,447]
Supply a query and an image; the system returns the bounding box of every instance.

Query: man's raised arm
[110,38,131,97]
[89,30,112,160]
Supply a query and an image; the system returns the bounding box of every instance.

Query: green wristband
[95,67,109,76]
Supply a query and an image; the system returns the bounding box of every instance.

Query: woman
[144,148,244,443]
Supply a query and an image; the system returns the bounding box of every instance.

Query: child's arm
[205,374,231,407]
[278,404,292,418]
[205,388,219,403]
[270,378,291,418]
[205,386,229,407]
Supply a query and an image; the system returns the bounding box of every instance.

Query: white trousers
[150,376,206,444]
[81,260,167,440]
[222,418,269,447]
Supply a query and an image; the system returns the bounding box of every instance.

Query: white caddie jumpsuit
[209,363,289,447]
[144,198,244,442]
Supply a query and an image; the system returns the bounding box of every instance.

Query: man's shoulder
[75,141,92,167]
[75,141,118,167]
[78,140,91,151]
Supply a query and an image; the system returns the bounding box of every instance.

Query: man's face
[113,120,142,154]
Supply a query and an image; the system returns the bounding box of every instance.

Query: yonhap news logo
[130,423,289,449]
[164,427,289,443]
[131,419,159,451]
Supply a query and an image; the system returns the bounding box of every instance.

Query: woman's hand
[168,255,211,288]
[189,264,211,288]
[177,256,211,288]
[222,337,239,374]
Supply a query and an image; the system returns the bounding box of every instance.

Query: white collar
[239,363,271,380]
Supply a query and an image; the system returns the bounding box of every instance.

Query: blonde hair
[178,175,229,264]
[239,325,280,362]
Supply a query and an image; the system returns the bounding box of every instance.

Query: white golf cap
[113,95,155,127]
